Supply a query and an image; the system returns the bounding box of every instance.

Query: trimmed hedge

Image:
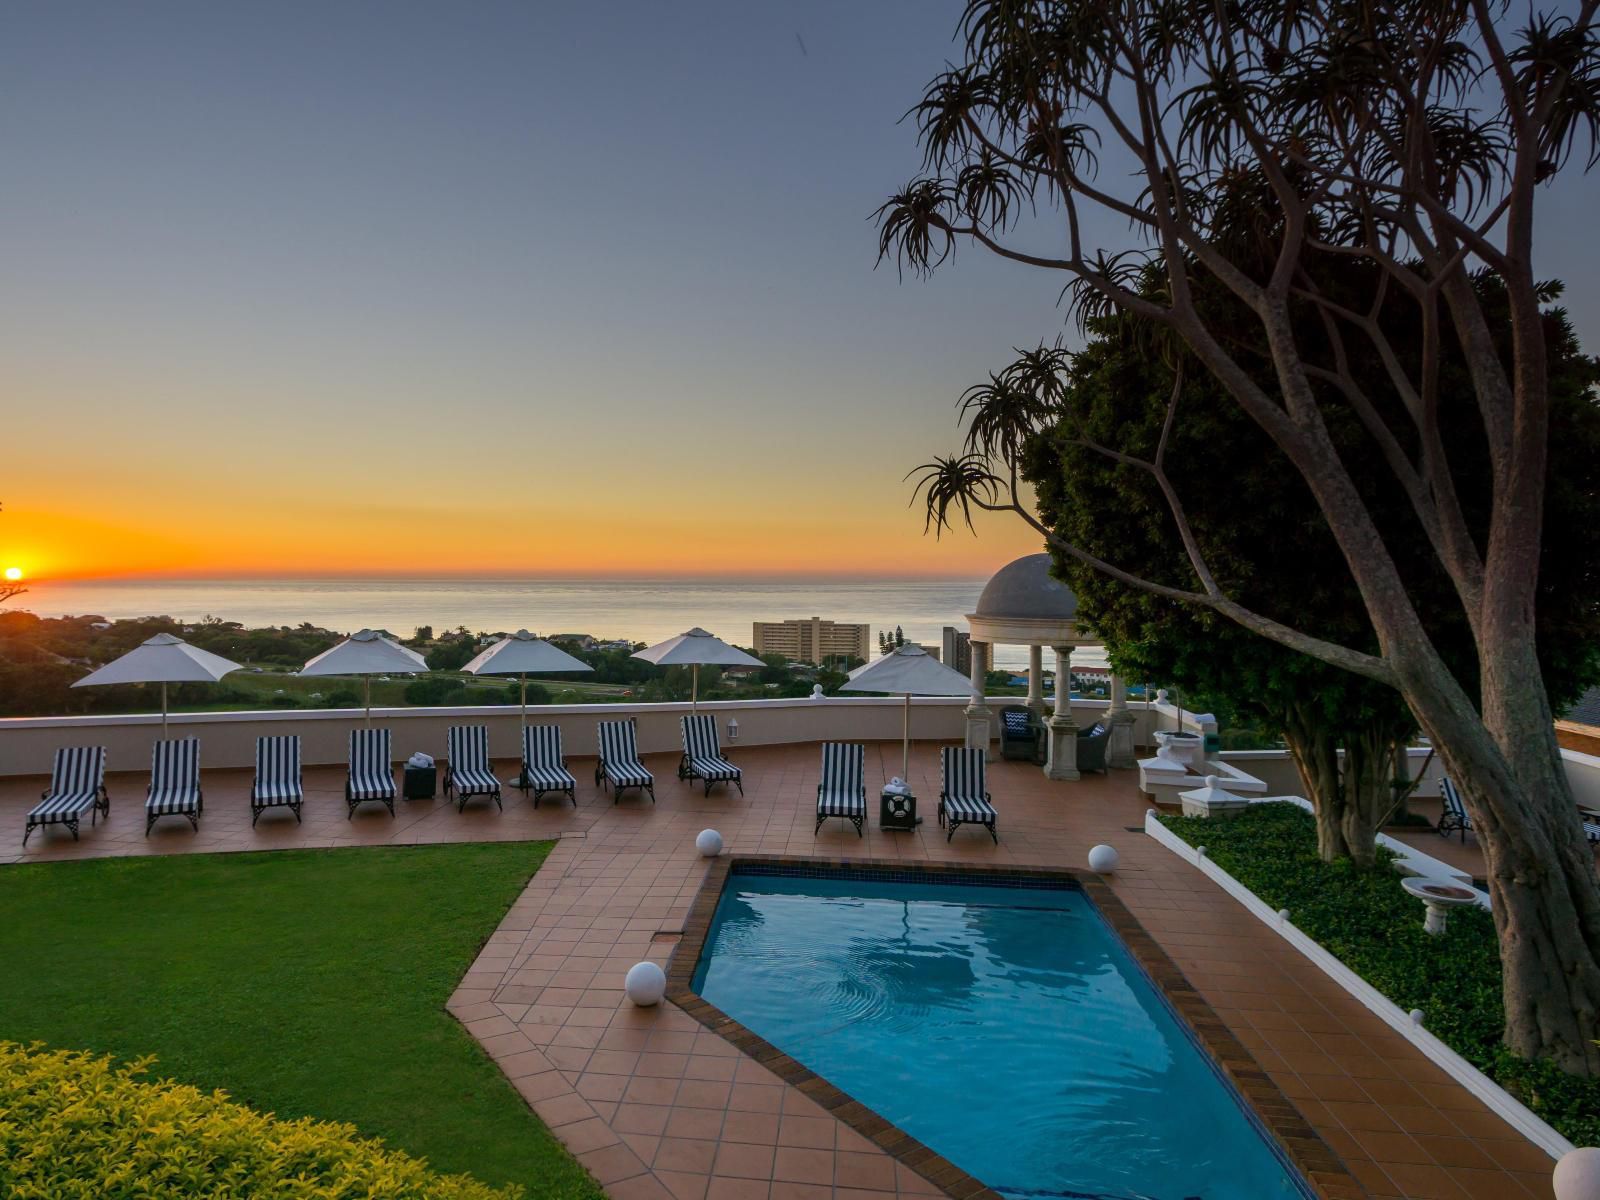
[0,1041,522,1198]
[1160,804,1600,1146]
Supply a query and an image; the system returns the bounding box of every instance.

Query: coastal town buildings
[751,617,871,666]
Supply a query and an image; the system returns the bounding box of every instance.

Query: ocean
[15,578,1047,670]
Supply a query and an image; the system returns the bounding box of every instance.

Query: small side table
[880,789,917,832]
[403,764,437,801]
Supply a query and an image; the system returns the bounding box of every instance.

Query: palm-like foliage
[879,0,1600,1077]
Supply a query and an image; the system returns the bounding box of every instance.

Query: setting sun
[3,567,21,582]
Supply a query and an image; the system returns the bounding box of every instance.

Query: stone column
[1105,672,1137,769]
[1044,645,1080,781]
[1025,645,1046,718]
[964,640,993,759]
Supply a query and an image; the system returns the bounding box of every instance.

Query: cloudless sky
[2,2,1596,581]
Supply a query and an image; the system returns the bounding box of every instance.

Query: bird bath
[1401,877,1479,935]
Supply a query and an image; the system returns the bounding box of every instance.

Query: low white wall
[1218,747,1446,799]
[0,696,1138,777]
[1562,747,1600,810]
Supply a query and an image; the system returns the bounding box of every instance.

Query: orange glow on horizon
[1,494,1044,585]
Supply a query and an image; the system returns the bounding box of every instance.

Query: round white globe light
[1277,908,1292,924]
[624,961,667,1007]
[1554,1147,1600,1200]
[695,829,724,858]
[1408,1008,1426,1027]
[1087,844,1119,873]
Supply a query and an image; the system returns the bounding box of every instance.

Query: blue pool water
[691,871,1306,1200]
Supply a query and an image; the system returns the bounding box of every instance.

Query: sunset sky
[3,2,1597,582]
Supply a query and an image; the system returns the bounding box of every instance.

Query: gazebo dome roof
[974,554,1079,621]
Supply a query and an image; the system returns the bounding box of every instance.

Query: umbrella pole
[520,673,528,731]
[364,675,372,727]
[692,663,699,713]
[902,691,911,782]
[162,681,169,739]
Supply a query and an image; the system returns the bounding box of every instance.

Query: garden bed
[1159,804,1599,1146]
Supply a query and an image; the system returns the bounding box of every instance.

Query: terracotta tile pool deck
[1,742,1561,1200]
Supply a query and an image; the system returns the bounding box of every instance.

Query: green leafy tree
[1017,271,1600,865]
[876,0,1600,1073]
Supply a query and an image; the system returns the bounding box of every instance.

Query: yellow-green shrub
[0,1041,523,1199]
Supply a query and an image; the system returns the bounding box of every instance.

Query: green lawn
[0,844,601,1200]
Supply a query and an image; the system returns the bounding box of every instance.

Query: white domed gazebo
[965,554,1136,779]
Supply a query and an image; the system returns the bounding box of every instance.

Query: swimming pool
[690,868,1308,1200]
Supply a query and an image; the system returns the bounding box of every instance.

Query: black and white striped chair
[939,746,997,843]
[1438,776,1472,842]
[24,746,109,846]
[251,735,304,826]
[595,719,654,803]
[814,742,865,837]
[346,728,396,818]
[519,724,577,808]
[145,738,202,836]
[445,724,502,812]
[679,714,742,795]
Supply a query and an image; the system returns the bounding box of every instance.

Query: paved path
[3,742,1559,1198]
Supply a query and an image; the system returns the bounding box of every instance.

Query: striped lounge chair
[251,735,304,826]
[519,724,577,808]
[939,746,998,843]
[1585,813,1600,846]
[145,738,202,836]
[24,746,109,846]
[445,724,503,812]
[814,742,865,837]
[346,728,396,818]
[1438,776,1472,842]
[679,713,743,795]
[595,719,654,803]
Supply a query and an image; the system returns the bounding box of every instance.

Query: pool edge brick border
[667,854,1365,1200]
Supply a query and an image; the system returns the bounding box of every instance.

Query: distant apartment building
[941,626,972,676]
[752,617,871,666]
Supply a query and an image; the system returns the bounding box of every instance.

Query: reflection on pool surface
[691,870,1306,1200]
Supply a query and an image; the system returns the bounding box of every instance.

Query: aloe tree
[876,0,1600,1075]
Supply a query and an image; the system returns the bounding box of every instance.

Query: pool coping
[666,854,1364,1200]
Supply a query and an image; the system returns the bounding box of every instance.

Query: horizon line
[26,571,997,586]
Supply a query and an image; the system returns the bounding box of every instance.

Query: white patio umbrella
[632,627,763,711]
[299,629,428,725]
[71,633,243,736]
[462,629,593,730]
[840,643,973,782]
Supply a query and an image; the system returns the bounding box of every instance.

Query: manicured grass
[1161,804,1600,1145]
[0,844,601,1200]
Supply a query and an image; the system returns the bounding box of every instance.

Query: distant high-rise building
[752,617,871,666]
[941,626,972,676]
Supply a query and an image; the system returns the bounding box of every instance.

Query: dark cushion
[1001,710,1032,734]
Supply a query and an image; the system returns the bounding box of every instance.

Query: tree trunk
[1280,706,1353,863]
[1399,643,1600,1076]
[1278,704,1406,868]
[1338,729,1392,872]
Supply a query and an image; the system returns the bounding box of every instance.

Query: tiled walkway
[2,743,1560,1199]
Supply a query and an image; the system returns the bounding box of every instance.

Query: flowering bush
[0,1041,522,1198]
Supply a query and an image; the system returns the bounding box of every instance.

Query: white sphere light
[695,829,724,858]
[1087,844,1120,873]
[624,961,667,1007]
[1409,1008,1426,1027]
[1554,1147,1600,1200]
